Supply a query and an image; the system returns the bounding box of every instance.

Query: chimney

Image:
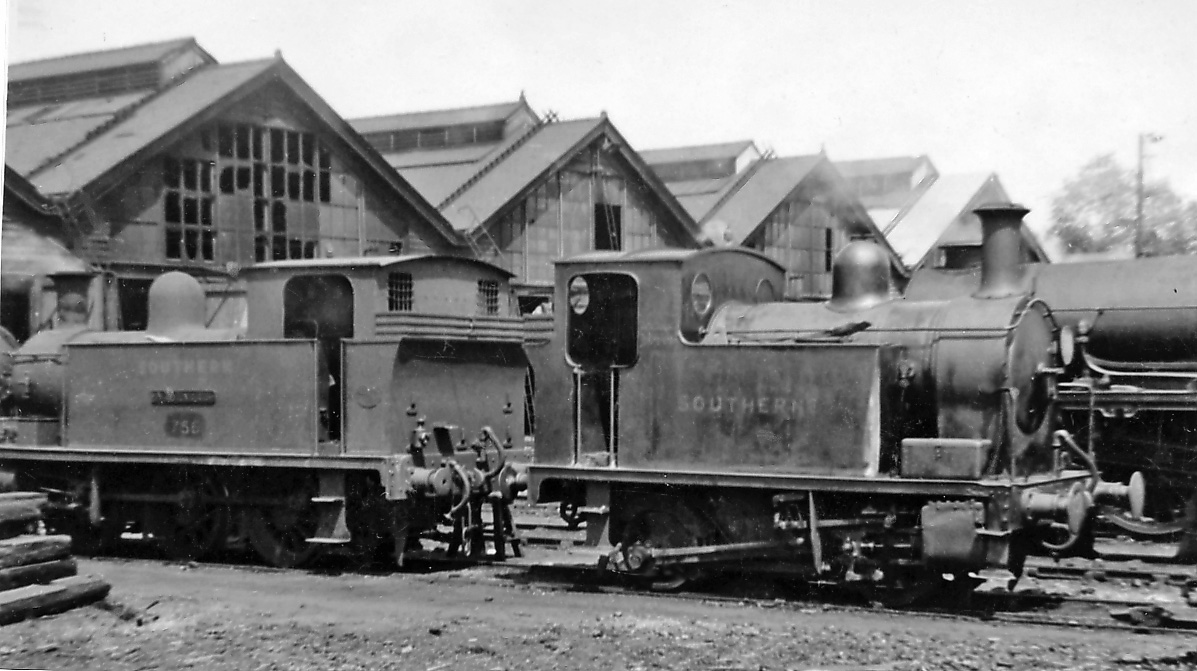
[973,203,1028,299]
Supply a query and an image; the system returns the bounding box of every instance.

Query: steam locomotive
[0,255,529,567]
[906,242,1197,542]
[528,204,1143,594]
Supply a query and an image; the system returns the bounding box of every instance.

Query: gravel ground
[1,558,1196,670]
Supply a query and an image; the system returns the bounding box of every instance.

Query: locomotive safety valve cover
[900,439,991,479]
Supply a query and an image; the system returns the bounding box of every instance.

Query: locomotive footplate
[528,465,1098,498]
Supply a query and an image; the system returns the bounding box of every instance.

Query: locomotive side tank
[705,205,1058,479]
[530,203,1142,594]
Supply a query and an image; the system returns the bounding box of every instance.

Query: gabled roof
[399,116,700,243]
[350,99,536,135]
[440,119,601,231]
[885,173,998,267]
[640,140,758,166]
[7,52,460,246]
[704,155,825,242]
[7,37,213,83]
[884,172,1049,269]
[690,154,905,275]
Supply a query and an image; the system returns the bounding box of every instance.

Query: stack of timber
[0,492,111,625]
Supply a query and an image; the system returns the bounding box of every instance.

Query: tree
[1050,154,1197,257]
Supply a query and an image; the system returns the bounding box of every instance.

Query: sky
[4,0,1197,248]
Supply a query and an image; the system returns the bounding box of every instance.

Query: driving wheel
[145,469,230,561]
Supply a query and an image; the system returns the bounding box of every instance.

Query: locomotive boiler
[906,240,1197,537]
[529,204,1142,595]
[0,255,529,567]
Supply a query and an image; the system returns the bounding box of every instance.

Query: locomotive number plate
[165,412,205,439]
[151,390,216,406]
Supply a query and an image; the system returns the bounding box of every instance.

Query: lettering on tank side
[138,358,236,376]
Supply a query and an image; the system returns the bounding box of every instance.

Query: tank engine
[0,255,528,567]
[529,204,1142,594]
[906,239,1197,542]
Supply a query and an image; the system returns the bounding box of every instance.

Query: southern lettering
[138,358,235,376]
[678,393,816,419]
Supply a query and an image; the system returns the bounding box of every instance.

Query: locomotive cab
[534,247,787,471]
[242,255,526,450]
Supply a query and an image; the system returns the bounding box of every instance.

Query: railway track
[48,501,1197,635]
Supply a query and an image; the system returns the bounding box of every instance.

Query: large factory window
[176,123,333,265]
[163,156,215,262]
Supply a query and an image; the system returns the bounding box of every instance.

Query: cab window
[566,273,637,368]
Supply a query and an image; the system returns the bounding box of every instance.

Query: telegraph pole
[1135,132,1163,258]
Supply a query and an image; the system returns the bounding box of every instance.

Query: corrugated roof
[442,119,600,231]
[8,37,202,82]
[12,92,153,124]
[30,59,276,196]
[640,140,757,166]
[384,144,500,169]
[667,178,732,197]
[398,163,485,206]
[350,100,529,135]
[668,173,750,222]
[885,172,997,267]
[6,92,155,176]
[706,155,823,243]
[5,118,115,175]
[834,155,930,178]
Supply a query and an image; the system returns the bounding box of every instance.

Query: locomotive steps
[0,492,111,626]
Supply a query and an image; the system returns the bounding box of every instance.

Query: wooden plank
[0,493,48,506]
[0,574,110,626]
[0,535,72,570]
[0,500,44,526]
[0,558,77,591]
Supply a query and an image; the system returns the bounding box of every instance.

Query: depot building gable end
[464,119,700,299]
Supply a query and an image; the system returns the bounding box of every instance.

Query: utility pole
[1134,132,1163,258]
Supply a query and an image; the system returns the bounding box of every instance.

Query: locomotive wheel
[55,514,125,557]
[619,508,705,592]
[244,475,321,568]
[145,470,231,562]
